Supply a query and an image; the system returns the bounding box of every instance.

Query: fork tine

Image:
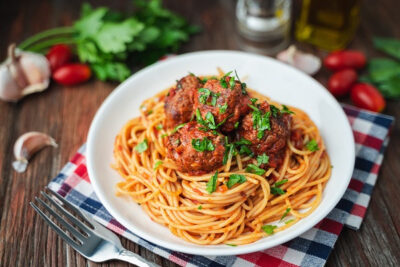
[30,201,82,251]
[35,197,87,242]
[40,191,92,233]
[46,187,95,227]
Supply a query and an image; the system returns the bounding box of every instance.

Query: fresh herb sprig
[19,0,199,82]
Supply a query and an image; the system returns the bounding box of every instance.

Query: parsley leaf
[256,153,269,165]
[198,88,211,104]
[274,179,288,186]
[223,142,235,165]
[198,205,202,210]
[246,164,266,175]
[285,219,295,224]
[219,103,228,114]
[270,187,286,195]
[95,18,144,53]
[156,123,163,130]
[234,121,239,129]
[191,138,215,152]
[219,71,233,88]
[249,104,271,139]
[170,123,186,135]
[280,208,291,222]
[206,171,218,194]
[270,105,280,117]
[229,76,235,89]
[262,225,277,235]
[226,243,237,247]
[281,105,294,114]
[154,160,163,170]
[306,139,319,152]
[135,139,148,153]
[227,174,247,188]
[250,98,258,105]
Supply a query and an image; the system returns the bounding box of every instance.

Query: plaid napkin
[48,104,394,267]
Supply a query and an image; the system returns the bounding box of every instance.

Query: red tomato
[350,83,386,112]
[324,50,366,71]
[328,69,358,97]
[53,64,91,86]
[46,44,72,72]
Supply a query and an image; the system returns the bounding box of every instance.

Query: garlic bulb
[0,44,50,102]
[276,45,321,75]
[12,132,58,173]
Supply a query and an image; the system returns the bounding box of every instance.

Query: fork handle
[116,249,160,267]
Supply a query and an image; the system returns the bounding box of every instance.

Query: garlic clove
[18,50,51,96]
[276,45,321,75]
[12,132,58,173]
[0,65,22,102]
[0,44,51,102]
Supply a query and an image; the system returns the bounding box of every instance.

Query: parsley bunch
[19,0,199,82]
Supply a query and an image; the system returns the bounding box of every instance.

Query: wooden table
[1,0,399,266]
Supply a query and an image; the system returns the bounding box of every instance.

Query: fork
[30,188,159,267]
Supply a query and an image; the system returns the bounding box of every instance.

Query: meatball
[166,121,225,175]
[193,77,250,133]
[164,75,201,129]
[238,101,291,168]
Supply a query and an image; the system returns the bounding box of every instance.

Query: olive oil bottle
[295,0,361,51]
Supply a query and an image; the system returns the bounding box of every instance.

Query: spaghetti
[113,80,331,246]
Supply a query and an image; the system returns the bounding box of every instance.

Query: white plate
[87,50,355,256]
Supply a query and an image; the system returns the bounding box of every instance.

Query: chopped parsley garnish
[189,72,195,76]
[229,76,235,89]
[262,225,277,235]
[239,145,253,156]
[250,98,258,105]
[234,70,247,95]
[154,160,163,170]
[275,179,288,186]
[285,219,294,225]
[198,88,211,104]
[270,105,280,118]
[219,71,233,88]
[270,179,288,195]
[270,187,285,195]
[227,174,247,188]
[196,108,229,130]
[234,138,253,156]
[198,205,202,210]
[234,138,252,145]
[198,88,220,106]
[206,171,219,194]
[280,208,291,222]
[147,110,153,115]
[134,139,148,153]
[219,103,228,114]
[192,137,215,152]
[246,164,266,175]
[281,105,294,114]
[256,153,269,165]
[234,121,239,129]
[306,139,319,152]
[156,123,163,130]
[226,243,237,247]
[248,104,271,139]
[161,133,168,138]
[170,123,187,134]
[223,142,236,165]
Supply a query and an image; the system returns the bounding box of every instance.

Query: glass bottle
[295,0,361,51]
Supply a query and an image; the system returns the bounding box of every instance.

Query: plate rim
[87,50,355,256]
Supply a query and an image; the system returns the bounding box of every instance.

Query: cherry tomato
[324,50,366,71]
[46,44,72,72]
[350,83,386,112]
[328,69,358,97]
[53,64,91,86]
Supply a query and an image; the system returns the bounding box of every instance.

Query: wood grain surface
[0,0,399,266]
